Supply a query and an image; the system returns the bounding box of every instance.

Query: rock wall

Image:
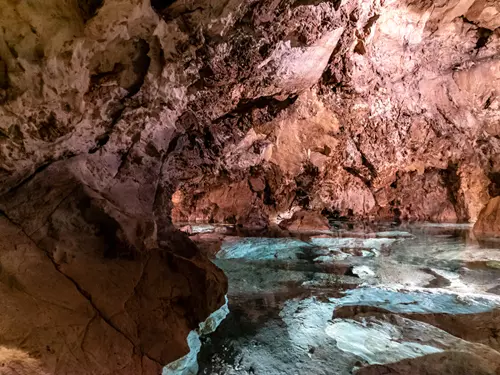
[163,0,499,226]
[474,196,500,237]
[0,0,500,371]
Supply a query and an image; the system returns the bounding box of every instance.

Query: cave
[0,0,500,374]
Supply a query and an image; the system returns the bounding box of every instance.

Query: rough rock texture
[279,209,330,231]
[355,351,500,375]
[1,0,500,372]
[1,0,498,229]
[1,0,500,226]
[474,196,500,237]
[0,190,226,374]
[161,0,500,226]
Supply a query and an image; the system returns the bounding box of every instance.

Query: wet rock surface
[193,224,500,374]
[474,197,500,238]
[279,210,330,232]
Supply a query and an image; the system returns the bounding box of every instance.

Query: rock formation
[279,209,330,231]
[474,196,500,237]
[0,0,500,373]
[165,0,500,226]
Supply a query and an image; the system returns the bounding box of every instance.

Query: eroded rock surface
[474,197,500,237]
[1,0,499,230]
[279,210,330,232]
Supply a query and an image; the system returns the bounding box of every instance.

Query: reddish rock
[249,176,266,192]
[356,351,500,375]
[474,197,500,237]
[279,210,330,232]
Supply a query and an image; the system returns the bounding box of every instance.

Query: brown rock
[474,197,500,237]
[249,176,266,192]
[356,351,500,375]
[0,157,227,373]
[279,210,330,232]
[1,0,500,372]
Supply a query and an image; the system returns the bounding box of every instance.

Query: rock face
[1,0,499,230]
[160,0,500,226]
[474,196,500,237]
[0,0,500,373]
[0,179,227,374]
[279,210,330,232]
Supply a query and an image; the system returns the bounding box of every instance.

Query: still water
[178,223,500,375]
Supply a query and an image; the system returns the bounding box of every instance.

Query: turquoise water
[193,224,500,374]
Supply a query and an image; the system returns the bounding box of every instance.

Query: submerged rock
[356,351,500,375]
[216,237,313,260]
[163,297,229,375]
[196,224,500,374]
[326,319,443,365]
[332,315,500,374]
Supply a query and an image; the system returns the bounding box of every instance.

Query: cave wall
[163,0,500,226]
[0,0,500,372]
[0,0,499,227]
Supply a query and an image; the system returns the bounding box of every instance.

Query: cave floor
[189,223,500,375]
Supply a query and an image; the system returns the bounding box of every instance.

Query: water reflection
[196,223,500,374]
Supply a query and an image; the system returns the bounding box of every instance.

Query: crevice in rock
[36,112,66,142]
[361,153,377,179]
[150,0,177,13]
[151,0,203,22]
[440,162,468,222]
[88,104,125,154]
[475,28,493,51]
[263,181,276,207]
[343,166,372,187]
[126,39,151,97]
[294,162,319,208]
[115,126,145,177]
[483,95,493,109]
[291,0,341,9]
[488,172,500,197]
[215,94,298,123]
[363,14,380,34]
[3,162,52,196]
[0,58,9,93]
[77,0,104,23]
